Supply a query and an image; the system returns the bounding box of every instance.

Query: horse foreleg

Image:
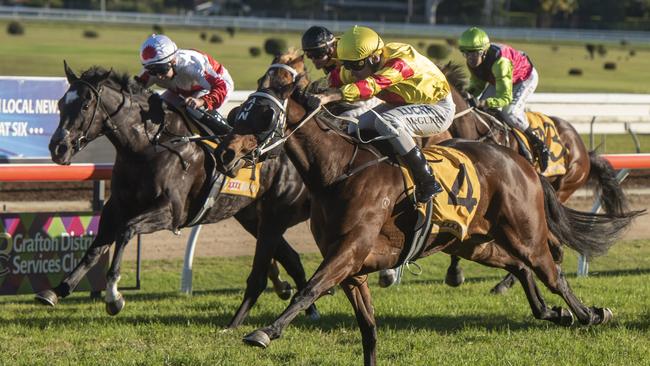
[242,235,371,349]
[104,200,174,316]
[35,200,118,306]
[341,276,377,366]
[272,236,320,321]
[227,233,278,328]
[444,255,465,287]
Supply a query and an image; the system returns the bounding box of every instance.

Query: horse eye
[82,103,90,111]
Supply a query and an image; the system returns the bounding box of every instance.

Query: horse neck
[283,106,355,193]
[102,90,186,155]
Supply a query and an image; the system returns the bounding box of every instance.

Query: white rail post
[180,225,202,294]
[577,169,631,277]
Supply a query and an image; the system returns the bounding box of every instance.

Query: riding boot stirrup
[401,147,443,203]
[525,128,549,172]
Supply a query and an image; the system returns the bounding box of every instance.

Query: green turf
[1,20,650,93]
[0,237,648,365]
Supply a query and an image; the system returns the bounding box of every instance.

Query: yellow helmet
[336,25,384,61]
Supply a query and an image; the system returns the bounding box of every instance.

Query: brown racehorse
[214,51,642,366]
[442,63,630,293]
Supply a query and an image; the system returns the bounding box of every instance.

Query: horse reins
[71,78,131,152]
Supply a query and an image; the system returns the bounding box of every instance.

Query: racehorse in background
[442,62,631,294]
[38,62,319,328]
[214,51,642,366]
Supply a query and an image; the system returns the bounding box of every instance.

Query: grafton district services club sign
[0,212,108,295]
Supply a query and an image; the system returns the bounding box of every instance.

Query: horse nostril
[54,144,68,157]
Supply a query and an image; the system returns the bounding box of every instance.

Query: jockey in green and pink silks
[459,27,549,171]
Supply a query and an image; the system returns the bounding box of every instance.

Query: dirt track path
[4,195,649,261]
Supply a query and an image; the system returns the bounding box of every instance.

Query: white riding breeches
[350,93,455,155]
[340,97,384,119]
[481,67,538,131]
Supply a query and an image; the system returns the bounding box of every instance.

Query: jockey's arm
[339,59,411,102]
[197,75,228,110]
[485,58,514,109]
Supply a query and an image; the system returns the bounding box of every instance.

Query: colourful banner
[0,211,107,295]
[0,76,68,160]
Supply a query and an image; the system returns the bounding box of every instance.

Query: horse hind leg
[547,264,613,325]
[502,227,611,326]
[509,264,574,326]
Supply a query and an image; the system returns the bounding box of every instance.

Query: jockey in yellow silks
[313,25,455,203]
[301,26,383,118]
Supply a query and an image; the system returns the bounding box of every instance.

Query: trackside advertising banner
[0,76,68,160]
[0,211,108,295]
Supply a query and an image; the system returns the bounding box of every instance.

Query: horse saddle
[518,112,567,177]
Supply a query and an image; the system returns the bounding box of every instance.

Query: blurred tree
[537,0,578,27]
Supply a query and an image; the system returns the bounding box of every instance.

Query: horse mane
[80,66,149,96]
[439,61,467,93]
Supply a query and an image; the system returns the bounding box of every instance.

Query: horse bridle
[69,78,129,152]
[234,63,321,164]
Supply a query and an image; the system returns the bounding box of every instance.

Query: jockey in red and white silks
[136,34,234,112]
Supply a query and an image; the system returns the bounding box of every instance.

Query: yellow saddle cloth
[220,163,262,198]
[401,146,481,241]
[186,118,262,199]
[514,112,567,177]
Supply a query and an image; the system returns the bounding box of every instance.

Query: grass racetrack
[0,239,649,365]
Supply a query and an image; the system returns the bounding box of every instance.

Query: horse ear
[63,60,78,82]
[100,68,112,81]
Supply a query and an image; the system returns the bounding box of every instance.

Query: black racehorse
[37,62,318,328]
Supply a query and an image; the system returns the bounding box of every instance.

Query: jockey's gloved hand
[292,89,321,111]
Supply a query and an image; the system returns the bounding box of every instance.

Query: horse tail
[541,175,644,258]
[588,150,628,216]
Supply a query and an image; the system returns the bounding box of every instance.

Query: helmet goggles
[342,58,368,71]
[145,62,172,76]
[304,47,329,60]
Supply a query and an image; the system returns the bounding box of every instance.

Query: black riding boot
[401,146,443,203]
[524,127,549,172]
[186,107,233,135]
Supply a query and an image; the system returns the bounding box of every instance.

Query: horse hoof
[35,289,58,307]
[596,308,614,325]
[378,269,398,288]
[243,330,271,348]
[306,306,321,321]
[554,307,575,327]
[276,281,293,301]
[444,269,465,287]
[105,296,125,316]
[490,283,509,295]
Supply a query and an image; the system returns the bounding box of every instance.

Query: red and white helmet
[140,34,178,66]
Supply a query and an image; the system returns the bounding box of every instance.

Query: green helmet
[458,27,490,52]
